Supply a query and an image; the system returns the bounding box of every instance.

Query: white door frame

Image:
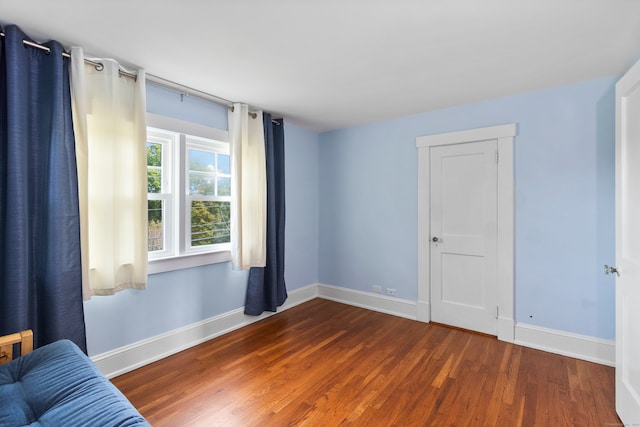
[416,124,516,342]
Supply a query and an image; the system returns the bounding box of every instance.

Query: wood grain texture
[0,329,33,364]
[111,299,620,426]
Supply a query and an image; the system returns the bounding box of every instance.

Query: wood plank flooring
[111,299,620,426]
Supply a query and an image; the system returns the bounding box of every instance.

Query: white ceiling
[1,1,640,132]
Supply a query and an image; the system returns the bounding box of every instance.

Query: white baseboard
[514,323,615,367]
[91,284,615,377]
[314,285,613,366]
[316,283,417,320]
[416,300,430,322]
[498,316,515,342]
[91,284,318,378]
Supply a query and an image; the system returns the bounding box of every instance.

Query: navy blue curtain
[245,115,287,315]
[0,25,86,351]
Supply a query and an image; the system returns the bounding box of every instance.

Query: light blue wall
[318,76,617,340]
[85,75,618,356]
[284,125,320,288]
[83,84,320,356]
[146,84,228,129]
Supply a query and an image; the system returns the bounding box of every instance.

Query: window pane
[189,148,214,172]
[189,172,215,196]
[147,142,162,193]
[218,177,231,196]
[147,142,162,167]
[148,200,163,251]
[218,153,230,175]
[188,148,216,196]
[191,201,230,246]
[148,168,162,193]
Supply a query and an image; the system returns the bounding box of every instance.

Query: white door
[430,140,498,335]
[615,59,640,424]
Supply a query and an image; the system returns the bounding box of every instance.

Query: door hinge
[496,306,499,319]
[495,150,499,163]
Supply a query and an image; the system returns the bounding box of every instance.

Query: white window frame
[147,129,176,260]
[146,113,231,274]
[184,136,231,255]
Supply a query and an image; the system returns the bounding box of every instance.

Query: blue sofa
[0,338,149,426]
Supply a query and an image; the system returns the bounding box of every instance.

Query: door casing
[416,124,516,342]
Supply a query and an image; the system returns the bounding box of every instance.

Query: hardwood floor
[112,299,620,426]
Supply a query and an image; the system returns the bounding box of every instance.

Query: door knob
[432,236,439,242]
[604,265,619,276]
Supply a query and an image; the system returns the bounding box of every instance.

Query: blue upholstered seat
[0,340,149,426]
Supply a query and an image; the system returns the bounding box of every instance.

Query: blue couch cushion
[0,339,149,426]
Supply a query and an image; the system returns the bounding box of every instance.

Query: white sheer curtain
[70,48,148,298]
[229,103,267,270]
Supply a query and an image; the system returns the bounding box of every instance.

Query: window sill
[148,250,231,275]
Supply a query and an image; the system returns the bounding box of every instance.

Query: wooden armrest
[0,330,33,364]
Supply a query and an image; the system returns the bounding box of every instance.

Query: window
[147,129,175,258]
[146,113,231,273]
[185,137,231,250]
